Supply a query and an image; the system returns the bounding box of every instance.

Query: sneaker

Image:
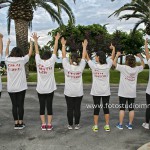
[104,125,110,132]
[67,125,73,130]
[116,123,123,130]
[47,124,53,131]
[18,123,26,130]
[41,124,47,131]
[125,123,133,130]
[142,123,149,129]
[92,125,98,132]
[74,124,80,130]
[14,124,19,130]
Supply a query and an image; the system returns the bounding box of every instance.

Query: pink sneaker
[41,124,47,131]
[47,124,53,131]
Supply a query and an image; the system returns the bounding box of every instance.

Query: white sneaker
[67,125,73,130]
[142,123,149,129]
[74,124,80,130]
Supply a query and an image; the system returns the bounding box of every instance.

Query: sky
[0,0,145,50]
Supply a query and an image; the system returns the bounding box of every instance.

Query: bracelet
[62,45,66,47]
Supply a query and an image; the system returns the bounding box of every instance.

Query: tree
[48,24,144,64]
[48,23,111,58]
[109,0,150,35]
[0,0,75,76]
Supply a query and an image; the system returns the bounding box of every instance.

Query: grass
[1,69,149,84]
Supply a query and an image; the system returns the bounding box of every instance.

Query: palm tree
[109,0,150,35]
[0,0,75,76]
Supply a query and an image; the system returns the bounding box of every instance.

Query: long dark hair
[41,51,52,60]
[70,52,80,65]
[125,55,136,68]
[96,51,107,64]
[9,47,24,57]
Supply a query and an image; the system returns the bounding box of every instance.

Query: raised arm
[53,32,60,55]
[61,37,67,59]
[82,39,88,59]
[28,38,33,57]
[113,51,121,67]
[0,33,3,55]
[5,39,11,56]
[109,43,115,60]
[137,53,145,68]
[32,32,40,54]
[145,38,149,61]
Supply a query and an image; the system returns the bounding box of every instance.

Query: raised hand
[145,38,148,45]
[7,38,11,45]
[116,51,121,57]
[136,53,143,59]
[30,38,33,45]
[32,32,40,41]
[55,32,61,40]
[61,37,67,46]
[109,43,115,50]
[82,39,88,47]
[0,33,3,39]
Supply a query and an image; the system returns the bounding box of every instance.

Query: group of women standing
[0,32,149,132]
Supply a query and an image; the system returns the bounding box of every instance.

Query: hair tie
[73,62,77,66]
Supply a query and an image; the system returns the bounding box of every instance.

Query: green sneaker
[104,125,110,132]
[92,125,98,132]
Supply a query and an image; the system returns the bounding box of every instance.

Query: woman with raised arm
[61,38,87,130]
[86,44,115,132]
[0,33,3,98]
[32,32,60,131]
[142,38,150,130]
[113,51,145,130]
[5,38,33,130]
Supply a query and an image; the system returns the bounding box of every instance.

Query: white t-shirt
[63,58,86,97]
[146,59,150,95]
[116,64,143,98]
[88,59,113,96]
[36,54,57,94]
[0,54,2,92]
[5,55,29,93]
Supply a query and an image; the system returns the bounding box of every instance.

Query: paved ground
[0,85,149,150]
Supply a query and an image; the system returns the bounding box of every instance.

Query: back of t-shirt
[62,58,86,97]
[36,54,57,94]
[116,64,143,98]
[5,55,29,92]
[88,59,113,96]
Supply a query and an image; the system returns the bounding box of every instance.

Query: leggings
[9,90,26,121]
[119,97,135,111]
[65,95,83,126]
[93,96,110,115]
[146,93,150,123]
[38,92,54,115]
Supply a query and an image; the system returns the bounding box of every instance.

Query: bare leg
[40,115,46,124]
[129,111,134,124]
[94,115,99,125]
[119,110,125,125]
[15,120,19,124]
[47,115,52,125]
[105,114,109,125]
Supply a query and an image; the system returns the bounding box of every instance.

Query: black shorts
[119,97,135,111]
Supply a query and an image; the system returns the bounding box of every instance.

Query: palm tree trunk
[14,19,29,78]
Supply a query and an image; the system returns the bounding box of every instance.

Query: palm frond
[36,0,63,26]
[119,14,145,20]
[59,0,75,24]
[132,19,146,33]
[0,0,11,4]
[7,16,11,35]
